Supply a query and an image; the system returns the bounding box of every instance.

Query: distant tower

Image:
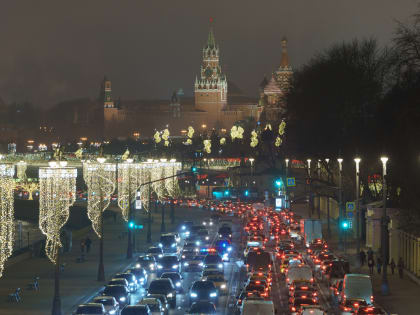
[194,21,228,117]
[275,38,293,91]
[101,76,115,108]
[102,76,118,136]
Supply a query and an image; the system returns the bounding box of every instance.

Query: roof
[264,76,282,94]
[279,38,290,68]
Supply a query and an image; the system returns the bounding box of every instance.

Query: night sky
[0,0,418,107]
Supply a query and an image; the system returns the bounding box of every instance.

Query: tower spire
[207,18,216,48]
[280,37,289,68]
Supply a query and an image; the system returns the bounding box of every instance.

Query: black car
[74,303,106,314]
[160,272,183,292]
[203,254,224,270]
[189,280,218,306]
[218,226,232,239]
[114,272,138,292]
[147,279,177,309]
[147,247,163,260]
[189,301,217,314]
[157,255,180,276]
[121,305,151,315]
[127,268,148,287]
[136,255,157,273]
[102,285,131,306]
[159,234,178,253]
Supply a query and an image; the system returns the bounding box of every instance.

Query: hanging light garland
[39,162,77,264]
[84,160,116,237]
[151,162,166,201]
[0,164,15,277]
[139,163,152,211]
[165,160,181,198]
[203,139,211,154]
[16,161,27,180]
[250,130,259,148]
[117,160,140,221]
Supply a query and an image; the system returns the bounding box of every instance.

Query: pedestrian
[368,257,374,275]
[80,239,85,261]
[367,248,373,260]
[359,249,366,266]
[85,236,92,253]
[398,257,404,279]
[377,256,382,274]
[390,258,396,275]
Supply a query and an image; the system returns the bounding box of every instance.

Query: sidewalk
[292,202,420,315]
[0,206,210,315]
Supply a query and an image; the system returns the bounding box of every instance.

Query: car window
[149,280,172,291]
[192,281,216,290]
[76,305,103,314]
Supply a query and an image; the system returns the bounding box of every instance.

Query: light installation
[118,160,141,221]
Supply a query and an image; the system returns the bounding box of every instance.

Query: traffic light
[128,221,143,230]
[275,178,283,188]
[342,220,349,229]
[191,166,198,174]
[244,190,249,197]
[224,189,230,196]
[128,221,135,229]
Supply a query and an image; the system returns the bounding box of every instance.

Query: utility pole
[307,159,312,218]
[325,158,331,239]
[381,157,389,295]
[337,158,343,250]
[354,158,361,262]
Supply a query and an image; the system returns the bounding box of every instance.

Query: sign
[135,199,142,210]
[286,177,296,187]
[275,197,282,208]
[346,202,355,212]
[347,211,353,218]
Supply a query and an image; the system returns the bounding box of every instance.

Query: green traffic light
[275,179,282,187]
[128,221,135,229]
[342,221,349,229]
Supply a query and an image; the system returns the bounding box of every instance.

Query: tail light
[286,278,290,283]
[310,278,314,282]
[344,307,352,311]
[291,307,296,312]
[371,295,374,302]
[354,302,359,308]
[313,292,317,296]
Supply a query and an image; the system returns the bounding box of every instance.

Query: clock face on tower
[204,66,213,79]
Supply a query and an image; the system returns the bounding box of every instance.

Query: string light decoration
[154,131,162,144]
[230,125,244,140]
[165,160,181,198]
[0,164,15,277]
[16,161,27,180]
[151,162,166,201]
[220,137,226,145]
[162,129,170,147]
[117,160,140,221]
[39,162,77,264]
[203,139,211,154]
[139,163,152,211]
[250,130,259,148]
[84,160,116,237]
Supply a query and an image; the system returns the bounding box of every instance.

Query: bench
[27,277,39,290]
[8,288,21,302]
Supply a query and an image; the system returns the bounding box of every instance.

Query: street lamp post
[285,159,289,208]
[337,158,344,250]
[317,160,321,219]
[381,156,389,295]
[307,159,312,218]
[354,157,361,262]
[325,158,331,239]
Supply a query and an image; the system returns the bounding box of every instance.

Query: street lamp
[337,158,344,250]
[307,159,312,217]
[0,164,15,278]
[354,157,361,260]
[84,158,116,281]
[39,161,77,315]
[325,158,331,238]
[380,156,389,295]
[285,159,289,207]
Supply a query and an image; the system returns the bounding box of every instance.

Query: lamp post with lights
[380,156,389,295]
[325,158,331,239]
[285,159,289,207]
[307,159,312,218]
[354,157,361,259]
[337,158,344,250]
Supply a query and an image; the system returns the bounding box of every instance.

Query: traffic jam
[73,200,386,315]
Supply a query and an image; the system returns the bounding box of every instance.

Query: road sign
[346,202,355,211]
[286,177,296,187]
[347,211,353,218]
[135,199,142,210]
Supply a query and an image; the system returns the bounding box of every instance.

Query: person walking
[367,248,374,260]
[390,258,396,275]
[359,249,366,266]
[376,256,382,274]
[368,256,375,275]
[85,236,92,254]
[398,257,404,279]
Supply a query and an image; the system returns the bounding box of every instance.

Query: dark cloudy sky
[0,0,418,107]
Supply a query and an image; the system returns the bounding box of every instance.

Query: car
[180,221,194,236]
[203,254,224,271]
[138,297,166,315]
[120,305,151,315]
[218,226,232,239]
[244,284,267,298]
[114,272,139,292]
[339,299,368,315]
[108,278,130,289]
[144,294,169,315]
[289,297,318,314]
[91,296,120,315]
[356,306,386,314]
[160,272,183,292]
[74,303,106,315]
[184,255,205,271]
[147,279,176,309]
[127,268,148,287]
[299,305,326,315]
[147,247,164,260]
[202,218,214,227]
[102,285,131,307]
[136,255,157,273]
[202,274,228,295]
[157,255,180,275]
[241,299,275,315]
[188,301,217,314]
[189,280,218,306]
[159,233,178,253]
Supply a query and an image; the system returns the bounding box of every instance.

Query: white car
[92,296,120,315]
[74,303,106,315]
[138,297,166,315]
[300,305,326,315]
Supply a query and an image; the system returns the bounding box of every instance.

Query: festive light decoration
[154,131,162,144]
[16,161,27,180]
[118,161,141,221]
[139,163,152,211]
[275,136,283,147]
[220,137,226,145]
[265,124,272,131]
[279,120,286,135]
[165,161,181,198]
[84,161,116,237]
[0,164,15,277]
[184,139,192,145]
[204,139,211,154]
[121,149,130,161]
[39,163,77,264]
[151,162,166,201]
[250,130,258,148]
[187,126,195,138]
[230,125,244,140]
[162,129,170,141]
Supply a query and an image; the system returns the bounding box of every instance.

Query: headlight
[171,243,176,248]
[229,234,232,237]
[184,262,189,266]
[158,254,163,258]
[158,243,163,248]
[182,255,186,259]
[199,262,204,266]
[167,293,173,298]
[190,292,197,298]
[195,241,201,246]
[203,222,207,225]
[140,277,145,282]
[109,310,116,315]
[157,264,163,269]
[173,264,179,269]
[218,263,223,269]
[185,231,190,236]
[210,292,217,297]
[205,236,209,240]
[149,263,154,268]
[119,297,126,302]
[182,225,186,230]
[176,282,181,287]
[227,247,232,252]
[221,284,226,289]
[136,263,141,268]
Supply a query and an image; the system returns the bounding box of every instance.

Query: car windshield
[295,298,316,306]
[204,255,221,264]
[208,276,224,282]
[245,284,264,292]
[219,227,231,234]
[190,302,216,313]
[121,306,148,315]
[160,235,176,244]
[160,256,178,264]
[149,280,172,291]
[76,305,103,314]
[103,286,125,295]
[161,273,180,281]
[115,274,134,282]
[148,248,162,254]
[138,256,152,262]
[93,298,114,306]
[192,281,216,290]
